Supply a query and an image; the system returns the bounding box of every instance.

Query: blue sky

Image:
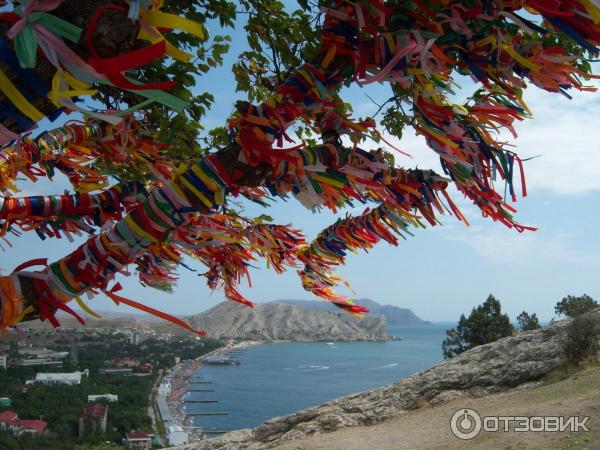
[3,7,600,323]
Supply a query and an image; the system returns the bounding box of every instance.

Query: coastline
[160,340,263,441]
[178,319,578,449]
[159,337,409,441]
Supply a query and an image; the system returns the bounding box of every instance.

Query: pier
[162,342,259,441]
[182,400,218,403]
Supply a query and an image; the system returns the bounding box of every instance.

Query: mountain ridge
[275,298,427,325]
[162,301,393,341]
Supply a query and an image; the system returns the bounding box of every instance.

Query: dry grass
[276,364,600,450]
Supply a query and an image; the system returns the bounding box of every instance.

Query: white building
[14,359,62,367]
[0,355,7,369]
[167,425,188,446]
[124,330,141,345]
[88,394,118,403]
[35,370,88,385]
[19,348,53,358]
[157,381,171,396]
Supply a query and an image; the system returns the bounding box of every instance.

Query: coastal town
[0,322,233,448]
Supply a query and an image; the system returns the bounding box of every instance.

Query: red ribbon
[12,258,48,273]
[106,283,206,336]
[85,4,176,91]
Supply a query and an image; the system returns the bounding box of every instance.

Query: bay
[183,323,452,432]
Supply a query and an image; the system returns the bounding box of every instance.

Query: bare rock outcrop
[164,301,391,341]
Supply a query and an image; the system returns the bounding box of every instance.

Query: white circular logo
[450,408,482,440]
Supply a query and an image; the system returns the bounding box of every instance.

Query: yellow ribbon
[75,296,102,319]
[14,305,34,324]
[138,9,205,62]
[125,215,159,243]
[190,164,219,195]
[138,27,193,62]
[500,44,541,73]
[580,0,600,24]
[0,68,45,122]
[75,182,110,193]
[49,71,98,106]
[142,10,205,40]
[476,35,497,50]
[178,175,214,208]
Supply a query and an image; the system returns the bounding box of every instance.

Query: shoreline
[162,340,263,441]
[159,337,405,441]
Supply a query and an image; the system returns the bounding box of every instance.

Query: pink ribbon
[8,0,101,80]
[35,23,103,79]
[361,38,418,85]
[0,124,18,147]
[7,0,63,39]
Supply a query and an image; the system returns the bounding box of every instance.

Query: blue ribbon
[0,37,65,126]
[0,37,49,97]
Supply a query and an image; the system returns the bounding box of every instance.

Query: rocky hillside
[168,301,391,341]
[179,314,587,450]
[276,298,426,325]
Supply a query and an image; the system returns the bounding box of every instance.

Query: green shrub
[555,295,598,319]
[564,315,600,366]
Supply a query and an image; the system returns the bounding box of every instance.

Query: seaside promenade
[156,341,261,443]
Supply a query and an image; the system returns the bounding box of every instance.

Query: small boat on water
[202,355,240,365]
[326,342,335,346]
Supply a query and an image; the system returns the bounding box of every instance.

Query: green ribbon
[13,6,82,69]
[99,76,187,114]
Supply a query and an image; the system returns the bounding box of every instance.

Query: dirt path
[276,366,600,450]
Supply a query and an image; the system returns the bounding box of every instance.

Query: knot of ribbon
[8,0,82,69]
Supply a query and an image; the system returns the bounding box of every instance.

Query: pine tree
[443,295,515,359]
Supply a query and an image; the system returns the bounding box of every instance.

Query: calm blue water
[184,323,451,431]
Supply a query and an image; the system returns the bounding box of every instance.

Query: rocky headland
[162,301,393,341]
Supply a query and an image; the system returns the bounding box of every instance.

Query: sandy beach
[163,340,262,440]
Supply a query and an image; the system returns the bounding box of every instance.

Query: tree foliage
[564,315,600,366]
[555,295,598,319]
[442,295,515,359]
[516,310,541,331]
[0,334,222,445]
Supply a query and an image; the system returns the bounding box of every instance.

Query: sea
[183,323,452,432]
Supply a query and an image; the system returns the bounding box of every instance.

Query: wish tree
[0,0,598,332]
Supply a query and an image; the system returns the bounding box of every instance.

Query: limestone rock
[161,301,391,341]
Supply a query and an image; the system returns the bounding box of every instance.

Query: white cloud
[446,223,598,266]
[359,81,600,196]
[505,84,600,195]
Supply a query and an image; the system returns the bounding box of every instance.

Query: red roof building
[0,411,47,435]
[125,430,152,449]
[0,411,18,425]
[79,403,108,440]
[81,403,108,419]
[17,419,47,434]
